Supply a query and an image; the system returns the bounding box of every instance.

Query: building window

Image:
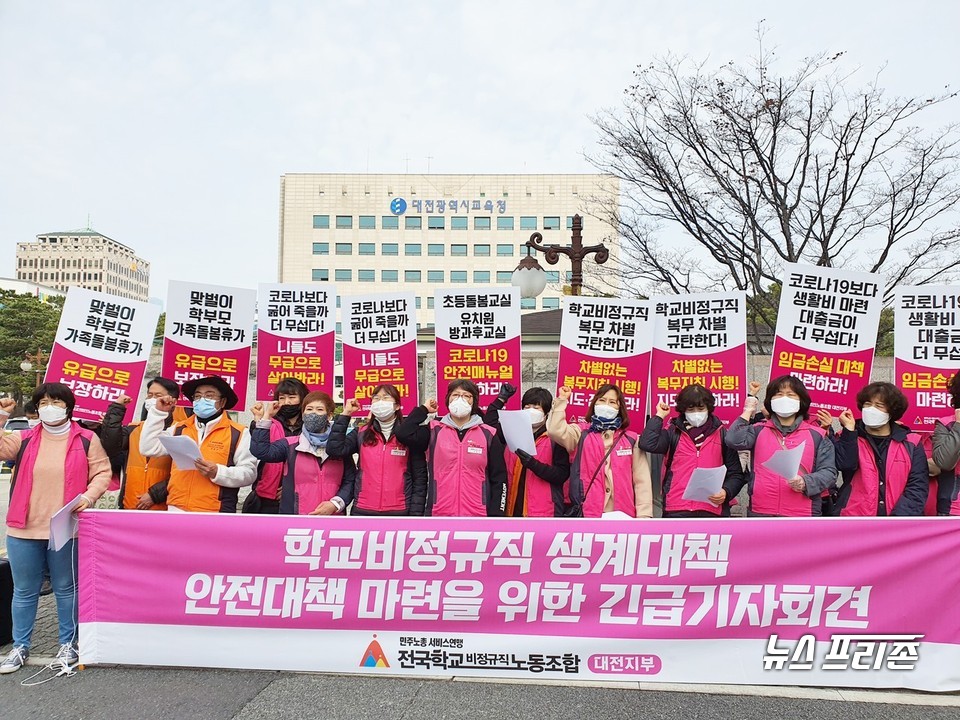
[451,271,467,283]
[405,243,422,256]
[405,216,422,229]
[520,298,537,310]
[496,244,514,256]
[428,216,445,230]
[312,242,329,255]
[382,216,399,229]
[428,270,444,283]
[474,217,491,230]
[405,270,421,282]
[546,270,560,282]
[335,243,352,255]
[474,244,491,257]
[520,216,537,230]
[496,271,512,283]
[382,243,398,256]
[520,245,534,256]
[451,217,468,230]
[335,269,352,282]
[358,243,376,255]
[358,270,376,282]
[415,297,422,309]
[336,215,353,229]
[382,270,398,282]
[428,244,445,256]
[474,271,490,283]
[542,298,560,309]
[359,215,376,229]
[565,271,573,282]
[497,216,515,230]
[451,244,467,257]
[312,215,330,229]
[427,297,435,309]
[543,216,561,230]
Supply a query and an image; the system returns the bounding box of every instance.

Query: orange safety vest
[121,423,172,511]
[167,415,244,513]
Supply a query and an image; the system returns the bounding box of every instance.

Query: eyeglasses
[37,398,67,408]
[449,393,473,402]
[192,393,221,401]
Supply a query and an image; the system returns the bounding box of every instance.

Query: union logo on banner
[360,635,389,668]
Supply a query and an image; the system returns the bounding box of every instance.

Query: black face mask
[276,404,300,421]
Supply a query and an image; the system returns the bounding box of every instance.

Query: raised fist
[0,398,17,414]
[425,398,439,414]
[250,402,265,421]
[748,381,762,396]
[838,409,856,431]
[117,395,132,406]
[557,387,573,402]
[155,396,177,413]
[497,383,517,403]
[656,401,671,419]
[343,398,362,416]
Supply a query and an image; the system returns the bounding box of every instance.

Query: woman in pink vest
[326,384,428,515]
[639,383,744,517]
[250,391,355,515]
[833,382,927,516]
[0,384,112,674]
[396,379,507,517]
[245,377,309,513]
[931,371,960,515]
[483,384,571,517]
[725,375,837,516]
[547,384,653,518]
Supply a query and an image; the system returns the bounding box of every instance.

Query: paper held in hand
[761,440,806,481]
[158,434,203,470]
[497,409,537,456]
[681,466,726,503]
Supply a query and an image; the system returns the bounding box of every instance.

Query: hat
[181,376,239,410]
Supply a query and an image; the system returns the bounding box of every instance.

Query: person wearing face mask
[725,375,837,516]
[482,384,570,517]
[243,377,309,514]
[0,384,112,674]
[251,391,355,515]
[931,371,960,516]
[639,384,744,517]
[325,384,427,516]
[99,377,181,511]
[139,375,257,512]
[547,384,653,519]
[832,382,928,516]
[396,379,507,517]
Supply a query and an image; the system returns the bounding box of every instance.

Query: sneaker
[55,643,78,667]
[0,646,29,674]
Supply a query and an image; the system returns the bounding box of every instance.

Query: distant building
[0,276,64,302]
[16,228,150,301]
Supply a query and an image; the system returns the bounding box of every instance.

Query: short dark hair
[32,382,76,416]
[521,387,553,414]
[364,384,403,446]
[763,375,812,420]
[586,383,630,430]
[949,372,960,409]
[302,391,335,416]
[273,377,309,401]
[856,382,908,422]
[23,401,38,416]
[445,379,481,415]
[675,383,715,414]
[147,377,180,399]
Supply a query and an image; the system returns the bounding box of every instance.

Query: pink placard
[47,345,147,423]
[894,359,954,432]
[161,338,252,408]
[769,339,874,414]
[256,330,333,399]
[342,341,419,414]
[556,347,651,425]
[436,337,521,413]
[649,345,747,425]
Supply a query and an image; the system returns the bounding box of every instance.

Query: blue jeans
[5,536,78,650]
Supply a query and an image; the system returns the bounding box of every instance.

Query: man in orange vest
[139,375,257,512]
[100,377,181,510]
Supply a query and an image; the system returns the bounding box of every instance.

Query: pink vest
[7,424,95,529]
[664,429,724,515]
[918,433,939,516]
[256,419,290,500]
[428,421,496,517]
[841,433,916,517]
[938,417,960,516]
[751,421,824,517]
[505,432,557,518]
[285,450,346,515]
[356,430,410,513]
[573,427,638,518]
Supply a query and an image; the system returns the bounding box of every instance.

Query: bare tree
[588,33,960,351]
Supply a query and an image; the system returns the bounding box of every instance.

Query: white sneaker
[0,646,29,674]
[55,643,78,667]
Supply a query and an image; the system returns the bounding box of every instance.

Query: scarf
[589,415,622,433]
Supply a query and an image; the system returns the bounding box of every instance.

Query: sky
[1,0,957,305]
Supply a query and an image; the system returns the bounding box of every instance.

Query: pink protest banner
[557,296,651,424]
[256,283,336,400]
[342,292,418,414]
[434,287,521,412]
[78,511,960,691]
[894,286,960,432]
[770,264,884,414]
[161,281,256,407]
[650,292,747,425]
[47,288,160,423]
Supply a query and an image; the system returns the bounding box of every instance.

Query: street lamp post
[20,349,48,388]
[511,214,609,298]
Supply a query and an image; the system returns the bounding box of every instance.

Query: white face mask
[370,400,396,421]
[685,411,708,428]
[861,406,890,428]
[527,408,545,426]
[770,396,801,418]
[143,398,158,414]
[593,403,619,420]
[39,405,68,425]
[448,397,472,418]
[27,418,41,428]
